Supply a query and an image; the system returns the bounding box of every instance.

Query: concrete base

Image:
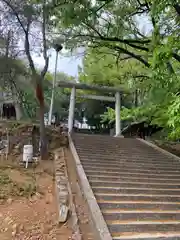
[114,134,124,138]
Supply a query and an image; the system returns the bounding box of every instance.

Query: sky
[33,48,83,78]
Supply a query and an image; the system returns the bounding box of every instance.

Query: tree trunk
[134,89,138,107]
[14,101,22,120]
[32,125,39,157]
[35,76,48,160]
[39,102,48,159]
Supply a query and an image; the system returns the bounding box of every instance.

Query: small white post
[68,87,76,133]
[115,92,121,136]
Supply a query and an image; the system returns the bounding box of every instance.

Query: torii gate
[58,81,124,136]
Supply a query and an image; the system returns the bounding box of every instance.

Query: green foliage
[67,0,180,138]
[167,95,180,139]
[22,70,75,120]
[78,46,151,127]
[1,0,180,138]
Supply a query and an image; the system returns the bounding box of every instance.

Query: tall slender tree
[0,0,53,158]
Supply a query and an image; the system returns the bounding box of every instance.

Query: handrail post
[115,92,121,136]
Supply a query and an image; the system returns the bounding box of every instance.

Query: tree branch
[126,42,149,51]
[25,21,36,75]
[73,32,150,46]
[174,4,180,16]
[105,44,150,67]
[167,62,175,74]
[173,52,180,62]
[129,9,148,17]
[94,0,113,13]
[133,75,149,79]
[41,0,49,78]
[129,0,151,17]
[2,0,27,34]
[2,0,36,75]
[50,0,77,9]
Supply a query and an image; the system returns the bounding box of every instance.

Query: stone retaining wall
[54,148,69,223]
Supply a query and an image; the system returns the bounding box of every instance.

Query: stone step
[93,186,180,195]
[113,238,180,240]
[72,133,180,240]
[80,159,180,168]
[82,164,180,174]
[112,233,180,240]
[109,223,180,236]
[84,163,180,172]
[103,212,180,221]
[95,194,180,203]
[85,170,180,179]
[79,155,176,164]
[99,202,180,211]
[84,168,180,177]
[87,175,180,184]
[89,180,180,189]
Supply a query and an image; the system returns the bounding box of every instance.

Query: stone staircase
[72,133,180,240]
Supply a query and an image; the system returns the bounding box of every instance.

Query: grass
[0,172,12,185]
[0,169,37,200]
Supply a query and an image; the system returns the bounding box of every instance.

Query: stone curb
[61,148,82,239]
[54,148,81,238]
[68,133,112,240]
[54,148,69,223]
[137,138,180,162]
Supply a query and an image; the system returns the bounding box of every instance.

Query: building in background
[0,90,20,120]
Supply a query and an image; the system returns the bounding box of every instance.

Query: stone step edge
[112,231,180,239]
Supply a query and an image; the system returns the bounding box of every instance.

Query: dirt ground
[2,121,180,240]
[0,122,94,240]
[152,139,180,157]
[0,156,73,240]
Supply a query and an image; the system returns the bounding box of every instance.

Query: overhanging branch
[41,0,49,78]
[73,32,151,45]
[2,0,27,34]
[25,22,36,75]
[173,52,180,62]
[94,0,113,13]
[2,0,36,74]
[108,44,150,67]
[174,4,180,16]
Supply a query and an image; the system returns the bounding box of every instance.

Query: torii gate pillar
[68,87,76,133]
[115,91,121,136]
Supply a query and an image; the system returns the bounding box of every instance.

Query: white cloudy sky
[32,48,83,77]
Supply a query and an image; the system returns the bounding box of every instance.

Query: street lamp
[48,43,63,125]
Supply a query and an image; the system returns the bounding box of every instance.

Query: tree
[77,35,180,139]
[53,0,179,68]
[1,0,177,140]
[0,0,55,158]
[78,46,150,126]
[0,29,27,119]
